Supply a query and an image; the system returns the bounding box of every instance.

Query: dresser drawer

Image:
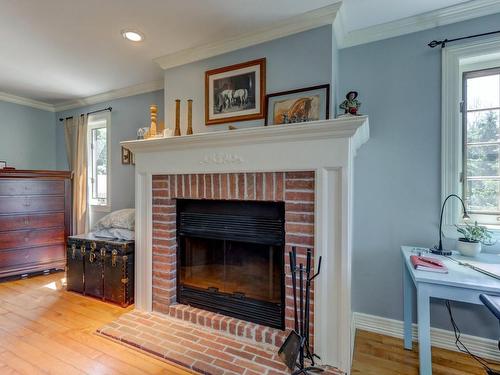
[0,244,65,277]
[0,213,65,232]
[0,228,64,250]
[0,179,65,196]
[0,196,65,214]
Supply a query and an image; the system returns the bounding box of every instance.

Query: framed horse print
[205,58,266,125]
[265,84,330,126]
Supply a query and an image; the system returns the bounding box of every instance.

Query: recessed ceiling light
[122,29,144,42]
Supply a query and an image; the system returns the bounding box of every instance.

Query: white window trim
[442,36,500,250]
[87,111,111,213]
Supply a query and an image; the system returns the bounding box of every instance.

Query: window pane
[466,74,500,110]
[95,127,107,200]
[466,179,499,212]
[466,110,500,143]
[467,145,499,177]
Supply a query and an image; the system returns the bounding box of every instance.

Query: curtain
[64,115,89,235]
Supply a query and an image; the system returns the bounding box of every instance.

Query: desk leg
[403,263,413,350]
[417,286,432,375]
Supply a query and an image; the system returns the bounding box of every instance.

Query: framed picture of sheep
[265,84,330,126]
[205,58,266,125]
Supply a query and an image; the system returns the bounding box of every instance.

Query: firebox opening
[177,199,285,329]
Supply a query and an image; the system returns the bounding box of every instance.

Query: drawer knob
[23,199,31,207]
[80,245,86,256]
[71,244,76,259]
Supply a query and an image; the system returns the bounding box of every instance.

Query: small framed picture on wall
[121,147,131,165]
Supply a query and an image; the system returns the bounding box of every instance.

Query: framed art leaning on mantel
[205,58,266,125]
[265,84,330,125]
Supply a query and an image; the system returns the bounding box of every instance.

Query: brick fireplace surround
[152,171,316,347]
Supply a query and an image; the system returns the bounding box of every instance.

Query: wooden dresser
[0,170,72,279]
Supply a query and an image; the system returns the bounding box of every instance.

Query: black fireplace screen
[177,199,285,329]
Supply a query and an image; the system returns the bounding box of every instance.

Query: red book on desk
[410,255,448,273]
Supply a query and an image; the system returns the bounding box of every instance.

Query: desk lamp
[432,194,470,256]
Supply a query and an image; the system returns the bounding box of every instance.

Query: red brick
[225,347,255,361]
[184,174,191,197]
[191,174,198,198]
[233,358,268,373]
[153,189,169,197]
[285,191,314,202]
[205,348,233,362]
[198,174,204,198]
[286,234,314,247]
[193,361,225,375]
[243,345,274,359]
[286,179,314,190]
[286,223,314,235]
[246,173,255,200]
[275,172,284,201]
[238,173,245,199]
[285,202,314,213]
[213,359,245,373]
[255,173,263,200]
[265,172,274,200]
[285,212,314,223]
[152,175,169,181]
[165,351,196,367]
[216,336,244,350]
[229,174,236,199]
[221,174,228,199]
[285,171,314,179]
[205,174,212,198]
[213,174,220,199]
[254,355,289,371]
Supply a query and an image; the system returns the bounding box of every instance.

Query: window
[441,37,500,232]
[87,112,110,210]
[463,69,500,225]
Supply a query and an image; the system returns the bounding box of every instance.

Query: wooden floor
[0,273,497,375]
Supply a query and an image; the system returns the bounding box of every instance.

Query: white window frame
[87,111,111,212]
[442,36,500,247]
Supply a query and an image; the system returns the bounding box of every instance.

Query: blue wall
[164,26,334,133]
[0,100,56,169]
[56,90,164,226]
[340,13,500,339]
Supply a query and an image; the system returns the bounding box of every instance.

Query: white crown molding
[54,80,164,112]
[154,3,341,70]
[0,91,55,112]
[340,0,500,49]
[353,312,500,362]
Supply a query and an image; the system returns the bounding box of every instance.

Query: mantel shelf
[121,116,369,154]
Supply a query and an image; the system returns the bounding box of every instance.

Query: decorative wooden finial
[174,99,181,136]
[150,104,158,136]
[187,99,193,135]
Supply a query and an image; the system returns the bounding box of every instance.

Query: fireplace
[177,199,285,329]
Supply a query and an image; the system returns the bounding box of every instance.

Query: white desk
[401,246,500,375]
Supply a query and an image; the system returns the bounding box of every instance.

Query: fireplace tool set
[278,247,323,374]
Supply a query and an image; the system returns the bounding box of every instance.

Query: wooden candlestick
[187,99,193,135]
[150,104,158,136]
[174,99,181,136]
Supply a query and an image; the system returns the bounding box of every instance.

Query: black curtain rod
[58,106,112,122]
[428,29,500,48]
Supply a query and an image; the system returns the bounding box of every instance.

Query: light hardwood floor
[0,273,497,374]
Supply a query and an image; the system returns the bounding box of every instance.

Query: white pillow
[93,209,135,231]
[93,228,135,241]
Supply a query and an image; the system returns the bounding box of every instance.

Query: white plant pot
[456,239,482,257]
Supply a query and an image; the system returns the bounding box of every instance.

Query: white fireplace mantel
[123,116,369,374]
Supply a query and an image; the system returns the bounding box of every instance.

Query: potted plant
[455,221,495,257]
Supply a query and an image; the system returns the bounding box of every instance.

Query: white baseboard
[353,312,499,362]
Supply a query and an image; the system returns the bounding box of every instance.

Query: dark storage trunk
[67,234,134,307]
[66,243,84,293]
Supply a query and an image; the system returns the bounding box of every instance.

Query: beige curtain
[64,115,89,235]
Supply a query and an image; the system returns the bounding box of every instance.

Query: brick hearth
[152,171,316,346]
[97,310,343,375]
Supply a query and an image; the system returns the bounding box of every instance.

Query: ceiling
[0,0,474,105]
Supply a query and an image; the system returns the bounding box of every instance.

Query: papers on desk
[410,255,448,273]
[452,256,500,281]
